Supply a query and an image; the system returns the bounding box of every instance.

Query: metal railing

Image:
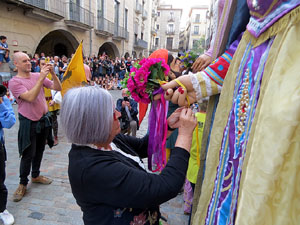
[152,9,156,17]
[97,17,114,34]
[114,26,126,39]
[24,0,65,16]
[165,30,175,35]
[134,39,148,49]
[65,1,94,27]
[142,10,147,20]
[168,16,175,22]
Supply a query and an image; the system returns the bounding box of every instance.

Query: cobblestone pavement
[2,90,189,225]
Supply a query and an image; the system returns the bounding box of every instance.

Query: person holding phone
[9,52,62,202]
[116,88,138,137]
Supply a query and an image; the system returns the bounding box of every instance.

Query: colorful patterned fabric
[247,0,300,37]
[205,37,274,225]
[193,5,300,225]
[203,51,233,86]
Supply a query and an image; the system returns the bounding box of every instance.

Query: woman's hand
[167,107,184,129]
[191,54,212,73]
[175,108,197,152]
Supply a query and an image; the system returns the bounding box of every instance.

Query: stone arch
[132,51,137,59]
[35,29,79,58]
[124,52,130,59]
[98,42,120,59]
[138,52,143,59]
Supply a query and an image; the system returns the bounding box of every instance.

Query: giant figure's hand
[191,54,212,73]
[156,75,197,106]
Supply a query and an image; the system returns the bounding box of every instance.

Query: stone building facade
[155,4,182,55]
[0,0,158,59]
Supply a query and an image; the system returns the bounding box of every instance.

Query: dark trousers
[19,122,50,185]
[0,144,7,212]
[50,110,59,137]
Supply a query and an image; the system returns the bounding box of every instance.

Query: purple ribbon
[147,88,169,172]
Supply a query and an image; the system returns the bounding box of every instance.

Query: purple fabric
[147,88,168,172]
[247,0,300,37]
[205,36,275,225]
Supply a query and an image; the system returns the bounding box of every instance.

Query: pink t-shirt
[84,64,91,81]
[9,73,53,121]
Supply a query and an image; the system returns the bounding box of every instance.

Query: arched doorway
[132,51,137,59]
[35,30,79,57]
[124,52,130,59]
[138,52,143,59]
[98,42,120,59]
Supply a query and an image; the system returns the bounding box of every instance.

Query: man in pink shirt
[9,52,61,202]
[83,56,91,82]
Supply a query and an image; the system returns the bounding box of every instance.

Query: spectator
[0,36,10,66]
[9,52,62,202]
[125,57,132,72]
[59,55,68,78]
[116,88,139,137]
[53,56,61,80]
[83,56,92,82]
[0,85,16,225]
[60,86,197,225]
[8,55,17,78]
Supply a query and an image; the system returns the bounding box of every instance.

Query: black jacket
[68,134,189,225]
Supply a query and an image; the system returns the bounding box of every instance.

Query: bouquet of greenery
[179,50,199,70]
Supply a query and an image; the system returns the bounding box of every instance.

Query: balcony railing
[95,17,114,36]
[166,30,175,35]
[142,10,147,20]
[114,26,127,39]
[150,45,158,52]
[134,39,148,49]
[24,0,65,16]
[65,1,94,29]
[135,3,142,14]
[168,16,175,22]
[152,9,156,17]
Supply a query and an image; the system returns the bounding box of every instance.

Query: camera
[0,85,7,97]
[123,96,129,102]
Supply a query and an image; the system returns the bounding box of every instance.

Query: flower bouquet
[122,58,170,172]
[179,50,199,72]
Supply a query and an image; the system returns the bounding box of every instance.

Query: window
[125,8,128,30]
[195,14,200,23]
[168,24,174,33]
[192,40,198,48]
[155,37,159,46]
[114,0,119,26]
[97,0,104,17]
[166,37,173,50]
[141,32,144,40]
[156,24,160,30]
[170,12,174,20]
[194,26,199,35]
[157,11,160,16]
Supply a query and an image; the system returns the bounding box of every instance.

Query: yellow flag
[61,41,87,96]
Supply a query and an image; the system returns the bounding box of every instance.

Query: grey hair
[60,86,114,144]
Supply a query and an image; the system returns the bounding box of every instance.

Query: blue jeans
[0,54,10,63]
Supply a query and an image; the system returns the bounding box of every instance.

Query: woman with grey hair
[60,86,197,225]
